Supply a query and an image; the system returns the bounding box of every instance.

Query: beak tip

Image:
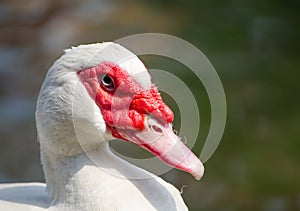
[191,163,205,180]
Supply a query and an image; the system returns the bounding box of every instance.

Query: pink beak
[118,117,204,180]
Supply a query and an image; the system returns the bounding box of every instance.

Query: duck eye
[101,74,115,91]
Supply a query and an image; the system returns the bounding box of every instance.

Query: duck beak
[117,117,204,180]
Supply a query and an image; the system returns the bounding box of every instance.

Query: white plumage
[0,42,203,210]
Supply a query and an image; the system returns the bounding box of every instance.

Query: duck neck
[40,141,157,209]
[40,140,186,210]
[40,142,112,208]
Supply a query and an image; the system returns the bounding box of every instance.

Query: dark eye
[101,74,115,91]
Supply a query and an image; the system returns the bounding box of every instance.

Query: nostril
[150,125,163,134]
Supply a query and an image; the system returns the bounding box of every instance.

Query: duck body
[0,183,47,211]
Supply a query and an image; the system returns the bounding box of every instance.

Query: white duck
[0,42,204,211]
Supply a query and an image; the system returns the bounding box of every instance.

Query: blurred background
[0,0,299,210]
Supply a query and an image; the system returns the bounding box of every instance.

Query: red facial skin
[78,62,204,180]
[77,62,174,140]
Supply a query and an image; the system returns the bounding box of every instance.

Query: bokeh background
[0,0,299,210]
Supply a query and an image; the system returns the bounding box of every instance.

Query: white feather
[0,42,188,211]
[62,42,151,89]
